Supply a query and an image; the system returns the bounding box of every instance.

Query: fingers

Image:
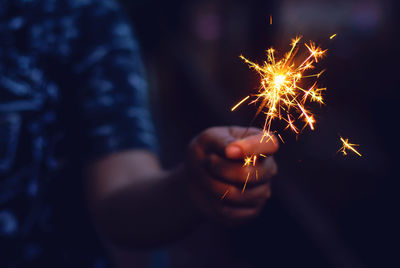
[225,132,279,160]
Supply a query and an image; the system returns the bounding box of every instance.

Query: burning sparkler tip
[239,36,327,137]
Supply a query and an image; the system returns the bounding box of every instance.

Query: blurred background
[115,0,398,267]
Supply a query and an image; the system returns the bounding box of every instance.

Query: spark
[240,154,260,193]
[253,155,257,166]
[242,172,251,194]
[243,155,258,167]
[220,189,230,200]
[284,115,299,134]
[338,137,362,157]
[231,95,250,111]
[243,156,253,167]
[260,131,276,144]
[278,134,285,144]
[240,153,268,189]
[269,15,273,25]
[330,33,337,40]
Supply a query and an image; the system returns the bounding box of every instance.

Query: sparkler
[231,36,328,193]
[234,36,327,134]
[227,33,361,197]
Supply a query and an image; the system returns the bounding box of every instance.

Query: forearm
[89,163,203,249]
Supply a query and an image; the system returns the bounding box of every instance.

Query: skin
[86,126,278,249]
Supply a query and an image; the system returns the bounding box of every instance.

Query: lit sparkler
[231,36,328,193]
[338,137,362,157]
[234,36,327,134]
[228,34,361,197]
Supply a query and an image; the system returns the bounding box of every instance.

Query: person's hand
[185,126,278,225]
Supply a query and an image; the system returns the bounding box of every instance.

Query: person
[0,0,278,266]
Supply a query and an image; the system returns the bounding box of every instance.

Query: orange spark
[231,95,250,111]
[242,172,251,194]
[220,189,230,200]
[278,134,285,144]
[243,156,253,167]
[241,154,260,193]
[338,137,362,157]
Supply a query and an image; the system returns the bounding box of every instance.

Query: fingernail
[226,145,243,158]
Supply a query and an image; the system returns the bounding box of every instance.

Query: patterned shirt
[0,0,157,266]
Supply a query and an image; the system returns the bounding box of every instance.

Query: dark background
[118,0,398,267]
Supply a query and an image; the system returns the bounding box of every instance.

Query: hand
[185,126,279,226]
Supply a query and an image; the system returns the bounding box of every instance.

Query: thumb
[202,126,260,157]
[225,132,279,160]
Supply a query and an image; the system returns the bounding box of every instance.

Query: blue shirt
[0,0,157,266]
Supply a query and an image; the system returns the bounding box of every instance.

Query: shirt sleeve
[71,1,158,159]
